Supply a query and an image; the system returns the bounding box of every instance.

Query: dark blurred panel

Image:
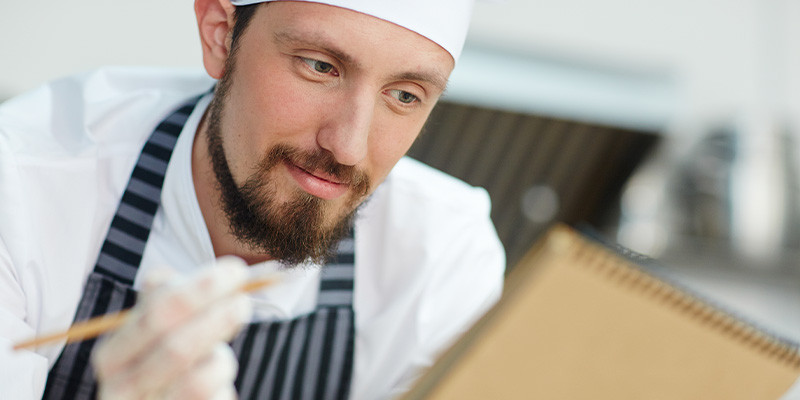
[409,101,661,268]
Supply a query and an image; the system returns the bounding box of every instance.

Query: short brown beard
[203,6,371,265]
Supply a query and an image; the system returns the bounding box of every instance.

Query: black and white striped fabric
[94,101,198,286]
[232,238,355,400]
[42,95,356,400]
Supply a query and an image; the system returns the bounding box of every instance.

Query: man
[0,0,505,399]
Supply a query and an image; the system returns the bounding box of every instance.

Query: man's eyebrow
[274,29,449,92]
[273,30,356,66]
[390,71,449,93]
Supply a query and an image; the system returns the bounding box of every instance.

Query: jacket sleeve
[415,185,505,360]
[0,122,49,399]
[0,238,49,399]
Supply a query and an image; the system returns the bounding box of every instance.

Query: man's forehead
[230,0,475,62]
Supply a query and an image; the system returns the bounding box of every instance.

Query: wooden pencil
[12,276,276,351]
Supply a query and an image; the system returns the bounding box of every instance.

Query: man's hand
[92,257,253,399]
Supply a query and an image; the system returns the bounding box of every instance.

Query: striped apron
[42,95,356,400]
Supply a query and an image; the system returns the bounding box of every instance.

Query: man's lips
[284,160,350,200]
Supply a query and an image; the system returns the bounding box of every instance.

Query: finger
[93,258,249,379]
[140,266,179,294]
[210,387,238,400]
[103,291,251,396]
[97,344,239,400]
[160,343,239,400]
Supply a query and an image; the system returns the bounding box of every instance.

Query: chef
[0,0,505,399]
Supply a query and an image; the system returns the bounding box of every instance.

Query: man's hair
[231,4,261,56]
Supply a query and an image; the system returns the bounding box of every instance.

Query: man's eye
[388,89,418,104]
[302,58,335,74]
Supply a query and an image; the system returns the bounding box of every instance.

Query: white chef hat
[228,0,475,61]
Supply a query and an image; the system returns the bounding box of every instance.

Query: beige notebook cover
[403,224,800,399]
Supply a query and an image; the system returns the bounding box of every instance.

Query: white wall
[468,0,800,133]
[0,0,201,98]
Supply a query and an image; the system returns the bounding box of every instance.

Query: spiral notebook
[402,224,800,399]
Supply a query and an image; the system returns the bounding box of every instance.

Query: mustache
[257,144,370,192]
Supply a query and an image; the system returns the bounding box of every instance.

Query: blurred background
[2,0,798,342]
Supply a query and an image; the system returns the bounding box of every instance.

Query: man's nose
[317,89,374,166]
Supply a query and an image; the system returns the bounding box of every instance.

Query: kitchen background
[3,0,798,344]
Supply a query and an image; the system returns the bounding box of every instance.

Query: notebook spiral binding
[561,227,800,369]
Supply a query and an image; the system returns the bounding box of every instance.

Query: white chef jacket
[0,67,506,399]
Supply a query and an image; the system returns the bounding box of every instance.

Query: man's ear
[195,0,237,79]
